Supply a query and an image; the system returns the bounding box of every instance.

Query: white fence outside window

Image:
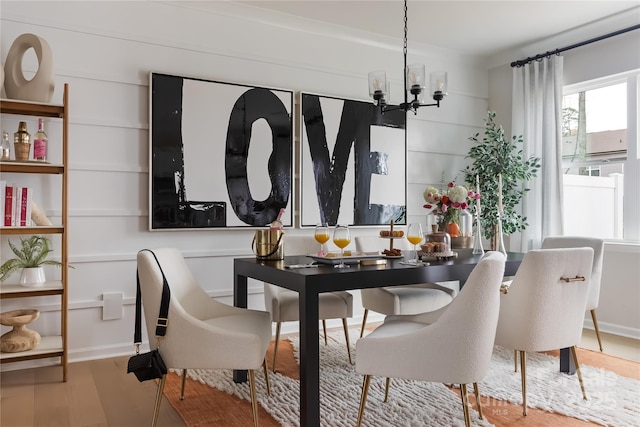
[563,173,624,239]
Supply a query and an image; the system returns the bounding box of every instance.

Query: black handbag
[127,349,167,382]
[127,249,170,382]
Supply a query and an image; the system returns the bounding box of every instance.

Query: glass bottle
[33,118,48,161]
[269,208,285,230]
[1,131,10,160]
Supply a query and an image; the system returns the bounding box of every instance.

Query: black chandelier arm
[378,100,441,114]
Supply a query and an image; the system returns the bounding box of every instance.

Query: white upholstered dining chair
[263,235,353,372]
[354,235,456,337]
[541,236,605,351]
[355,251,506,427]
[137,248,272,427]
[494,247,594,416]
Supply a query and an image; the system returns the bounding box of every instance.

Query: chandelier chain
[403,0,408,59]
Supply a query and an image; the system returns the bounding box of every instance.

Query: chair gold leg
[514,349,518,372]
[591,309,604,352]
[152,375,166,427]
[473,382,483,420]
[322,320,328,345]
[570,346,588,400]
[342,318,352,364]
[272,322,281,373]
[360,309,369,338]
[180,369,187,400]
[357,375,371,427]
[460,384,471,427]
[520,350,527,416]
[263,358,271,396]
[383,377,391,403]
[249,370,259,427]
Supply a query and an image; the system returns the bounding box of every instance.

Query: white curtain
[511,55,564,251]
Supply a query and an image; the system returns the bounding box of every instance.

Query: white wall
[0,1,489,368]
[487,11,640,338]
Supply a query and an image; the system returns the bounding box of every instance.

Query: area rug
[480,346,640,426]
[164,329,640,427]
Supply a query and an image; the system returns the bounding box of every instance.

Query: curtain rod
[511,24,640,68]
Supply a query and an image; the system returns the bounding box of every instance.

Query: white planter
[19,267,46,287]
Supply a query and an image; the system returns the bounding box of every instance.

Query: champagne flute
[314,223,330,256]
[333,225,351,269]
[406,223,424,264]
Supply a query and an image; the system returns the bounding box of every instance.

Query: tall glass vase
[472,212,484,255]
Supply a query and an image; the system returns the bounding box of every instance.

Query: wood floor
[1,329,638,427]
[1,355,186,427]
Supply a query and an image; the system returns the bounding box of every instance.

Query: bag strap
[134,249,171,350]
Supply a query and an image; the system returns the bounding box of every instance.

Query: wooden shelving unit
[0,84,69,381]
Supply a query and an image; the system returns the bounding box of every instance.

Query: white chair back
[541,236,604,311]
[495,247,594,352]
[356,251,506,384]
[137,248,268,369]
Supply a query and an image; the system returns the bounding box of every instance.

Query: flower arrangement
[423,181,480,237]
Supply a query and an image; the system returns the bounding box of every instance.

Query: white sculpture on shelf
[4,33,55,103]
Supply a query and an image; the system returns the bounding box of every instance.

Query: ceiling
[237,1,639,58]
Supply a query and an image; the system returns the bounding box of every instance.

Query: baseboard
[584,318,640,340]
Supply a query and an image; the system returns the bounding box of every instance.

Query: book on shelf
[0,180,4,225]
[2,183,33,227]
[4,184,14,226]
[19,187,32,226]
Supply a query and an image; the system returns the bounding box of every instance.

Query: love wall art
[149,73,406,230]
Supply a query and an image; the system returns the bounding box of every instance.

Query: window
[562,72,639,241]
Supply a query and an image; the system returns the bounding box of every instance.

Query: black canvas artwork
[149,73,293,229]
[300,93,406,227]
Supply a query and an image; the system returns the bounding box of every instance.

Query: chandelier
[368,0,447,114]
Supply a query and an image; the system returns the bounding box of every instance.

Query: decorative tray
[420,251,458,260]
[308,252,382,265]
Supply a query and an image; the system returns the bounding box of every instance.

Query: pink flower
[423,204,432,209]
[475,194,481,200]
[461,202,468,209]
[448,181,455,188]
[441,204,448,212]
[468,191,475,198]
[453,202,461,209]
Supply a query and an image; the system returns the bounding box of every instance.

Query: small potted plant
[0,236,65,287]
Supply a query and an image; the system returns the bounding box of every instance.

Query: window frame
[562,70,640,243]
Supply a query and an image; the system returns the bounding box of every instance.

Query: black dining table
[233,250,526,427]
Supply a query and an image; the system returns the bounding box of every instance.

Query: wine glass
[406,223,424,264]
[314,223,330,256]
[332,225,351,269]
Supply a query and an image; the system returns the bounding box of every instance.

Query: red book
[4,186,13,226]
[19,187,29,226]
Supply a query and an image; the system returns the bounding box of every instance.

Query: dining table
[233,249,527,426]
